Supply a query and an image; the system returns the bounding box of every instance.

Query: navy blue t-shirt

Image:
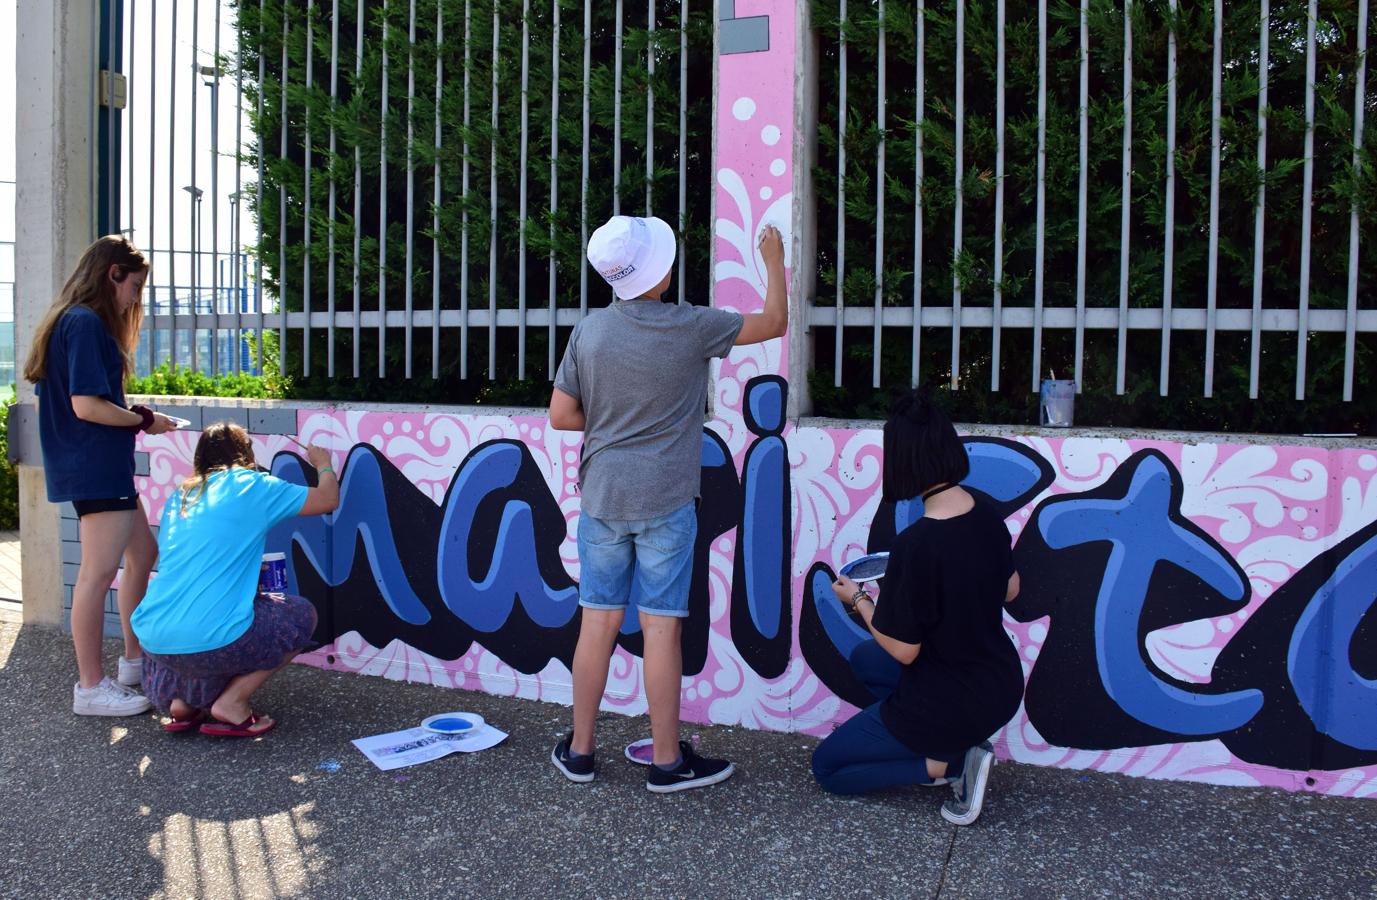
[35,307,137,502]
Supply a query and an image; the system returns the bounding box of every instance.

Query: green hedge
[810,0,1375,432]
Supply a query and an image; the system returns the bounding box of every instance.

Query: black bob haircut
[881,387,970,503]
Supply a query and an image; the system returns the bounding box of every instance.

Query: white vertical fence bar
[950,0,962,389]
[211,1,222,374]
[911,0,924,387]
[302,0,313,375]
[278,7,288,376]
[352,0,364,377]
[460,0,471,378]
[646,0,654,215]
[1344,0,1369,402]
[991,0,1003,391]
[548,0,560,376]
[191,2,200,372]
[1032,0,1046,391]
[170,2,179,370]
[378,0,389,378]
[873,0,885,388]
[613,0,623,215]
[834,0,847,388]
[1160,0,1177,396]
[128,0,136,261]
[433,1,443,379]
[1117,0,1132,395]
[1249,0,1268,398]
[678,0,687,304]
[234,0,244,373]
[517,0,530,379]
[581,0,590,316]
[147,0,157,373]
[1296,0,1316,400]
[404,0,416,379]
[488,1,499,379]
[1073,0,1087,392]
[1204,0,1222,396]
[257,0,266,374]
[328,0,340,377]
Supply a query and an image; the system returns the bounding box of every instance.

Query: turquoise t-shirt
[132,467,310,655]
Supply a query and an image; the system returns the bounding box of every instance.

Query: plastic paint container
[421,712,485,735]
[259,553,288,593]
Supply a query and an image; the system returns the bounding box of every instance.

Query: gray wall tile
[249,407,299,436]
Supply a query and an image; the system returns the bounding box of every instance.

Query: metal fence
[103,0,706,384]
[810,0,1373,402]
[102,1,1373,404]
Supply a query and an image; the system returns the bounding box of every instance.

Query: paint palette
[165,416,192,429]
[839,552,890,583]
[421,712,485,735]
[624,738,654,765]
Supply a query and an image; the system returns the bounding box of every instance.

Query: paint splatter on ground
[317,758,341,773]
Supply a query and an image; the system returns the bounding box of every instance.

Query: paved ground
[0,531,18,601]
[1,612,1374,899]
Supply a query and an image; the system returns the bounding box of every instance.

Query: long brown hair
[177,422,259,516]
[22,235,148,383]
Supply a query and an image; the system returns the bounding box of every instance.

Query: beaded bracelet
[317,467,338,479]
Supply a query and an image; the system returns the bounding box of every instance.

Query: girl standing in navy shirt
[24,236,178,716]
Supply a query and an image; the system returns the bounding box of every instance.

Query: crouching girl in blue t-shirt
[131,423,339,737]
[23,236,180,717]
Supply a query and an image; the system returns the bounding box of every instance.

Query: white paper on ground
[351,723,508,771]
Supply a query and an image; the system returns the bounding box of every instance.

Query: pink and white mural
[123,0,1377,800]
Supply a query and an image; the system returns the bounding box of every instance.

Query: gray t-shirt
[554,300,744,520]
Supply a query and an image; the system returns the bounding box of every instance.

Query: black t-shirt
[873,495,1024,757]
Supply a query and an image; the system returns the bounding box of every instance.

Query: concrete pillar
[15,0,98,626]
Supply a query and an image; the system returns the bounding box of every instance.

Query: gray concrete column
[15,0,99,626]
[788,0,819,418]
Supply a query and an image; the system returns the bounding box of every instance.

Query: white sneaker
[940,741,995,826]
[73,677,153,717]
[117,655,144,687]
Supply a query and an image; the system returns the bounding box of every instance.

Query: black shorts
[72,496,139,518]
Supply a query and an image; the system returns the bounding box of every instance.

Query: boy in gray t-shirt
[549,215,787,792]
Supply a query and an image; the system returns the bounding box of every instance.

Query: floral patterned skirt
[141,593,318,714]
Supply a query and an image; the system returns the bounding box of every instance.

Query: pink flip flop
[199,712,276,738]
[161,710,206,733]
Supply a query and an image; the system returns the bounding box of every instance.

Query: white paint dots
[1302,526,1319,540]
[383,422,395,435]
[1218,618,1235,634]
[370,435,385,449]
[732,97,756,121]
[759,186,773,201]
[531,429,543,441]
[1028,623,1048,643]
[565,466,578,481]
[564,450,578,464]
[698,680,713,698]
[401,421,413,433]
[769,158,787,177]
[1024,644,1039,661]
[1360,454,1377,471]
[686,687,698,702]
[415,430,425,442]
[761,124,781,145]
[1290,506,1308,522]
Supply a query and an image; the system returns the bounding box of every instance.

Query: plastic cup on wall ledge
[1040,378,1076,428]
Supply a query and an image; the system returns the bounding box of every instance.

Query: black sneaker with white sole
[645,741,735,793]
[551,733,595,783]
[940,741,994,826]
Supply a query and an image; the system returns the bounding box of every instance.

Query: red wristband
[129,405,155,432]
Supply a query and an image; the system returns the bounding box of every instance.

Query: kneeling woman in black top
[812,389,1023,826]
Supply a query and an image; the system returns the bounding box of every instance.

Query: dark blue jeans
[811,640,961,795]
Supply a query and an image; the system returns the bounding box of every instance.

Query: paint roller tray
[421,713,486,735]
[839,552,890,583]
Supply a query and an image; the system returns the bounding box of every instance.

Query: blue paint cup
[259,552,288,593]
[1040,379,1076,428]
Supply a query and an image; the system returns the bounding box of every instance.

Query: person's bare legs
[72,510,137,688]
[639,611,684,766]
[115,501,157,662]
[570,608,624,755]
[208,650,302,733]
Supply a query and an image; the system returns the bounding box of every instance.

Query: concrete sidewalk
[1,614,1373,899]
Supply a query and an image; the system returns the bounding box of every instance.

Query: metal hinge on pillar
[99,70,127,109]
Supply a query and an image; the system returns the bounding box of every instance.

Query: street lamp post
[182,185,203,371]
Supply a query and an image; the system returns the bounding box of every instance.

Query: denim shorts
[576,499,697,618]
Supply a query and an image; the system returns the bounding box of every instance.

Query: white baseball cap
[586,215,677,300]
